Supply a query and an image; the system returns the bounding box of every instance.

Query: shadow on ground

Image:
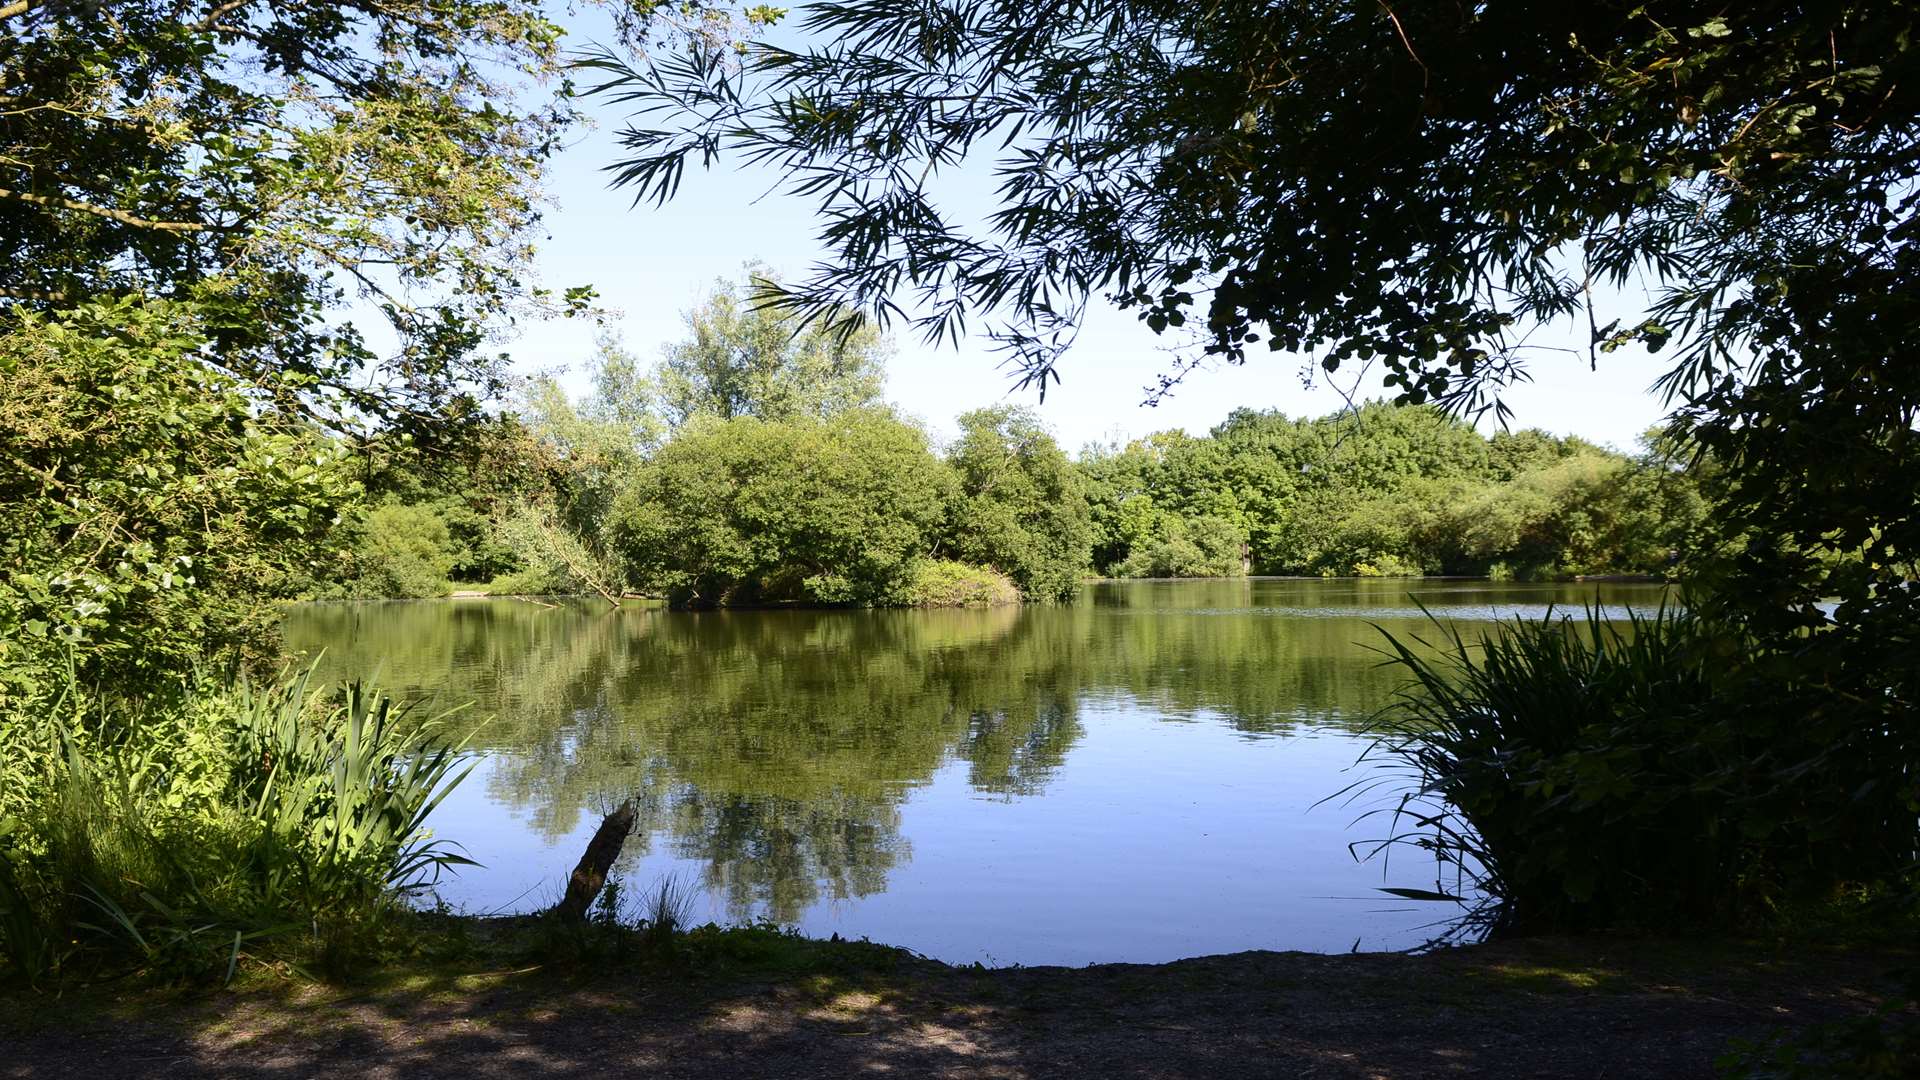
[2,937,1905,1079]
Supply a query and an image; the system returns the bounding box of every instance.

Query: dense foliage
[1364,601,1919,940]
[1360,608,1731,931]
[612,409,952,606]
[1084,404,1709,579]
[2,0,584,429]
[334,383,1707,602]
[0,299,357,696]
[942,407,1093,600]
[0,0,581,986]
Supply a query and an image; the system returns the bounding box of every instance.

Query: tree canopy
[655,272,891,427]
[2,0,585,430]
[942,406,1093,600]
[611,409,953,606]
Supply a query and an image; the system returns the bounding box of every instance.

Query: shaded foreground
[2,932,1908,1079]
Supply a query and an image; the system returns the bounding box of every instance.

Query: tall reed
[1350,603,1749,932]
[0,664,475,984]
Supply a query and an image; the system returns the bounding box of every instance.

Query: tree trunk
[551,799,638,922]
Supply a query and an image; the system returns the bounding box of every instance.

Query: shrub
[1113,514,1247,578]
[901,559,1021,607]
[0,298,358,697]
[613,410,951,607]
[1352,553,1424,577]
[347,502,459,599]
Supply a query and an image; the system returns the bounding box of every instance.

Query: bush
[901,559,1021,607]
[346,502,459,599]
[0,665,474,985]
[613,410,951,607]
[0,298,358,697]
[488,502,624,598]
[1352,553,1424,577]
[1113,514,1247,578]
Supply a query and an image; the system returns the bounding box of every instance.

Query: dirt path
[2,936,1904,1079]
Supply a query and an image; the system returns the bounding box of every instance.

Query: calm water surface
[284,578,1665,966]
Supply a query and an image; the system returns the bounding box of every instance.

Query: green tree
[0,299,358,695]
[613,409,951,606]
[1077,440,1158,570]
[942,407,1093,600]
[655,272,890,428]
[519,337,667,576]
[2,0,585,430]
[347,503,459,599]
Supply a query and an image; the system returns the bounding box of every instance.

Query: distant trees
[494,285,1090,607]
[325,357,1709,604]
[942,407,1093,601]
[612,410,952,607]
[1082,404,1709,580]
[654,272,890,428]
[301,265,1709,606]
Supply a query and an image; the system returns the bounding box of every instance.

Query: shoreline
[4,924,1907,1078]
[305,574,1675,607]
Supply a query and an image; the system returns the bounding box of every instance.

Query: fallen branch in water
[552,799,638,922]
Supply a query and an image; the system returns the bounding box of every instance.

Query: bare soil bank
[2,933,1908,1079]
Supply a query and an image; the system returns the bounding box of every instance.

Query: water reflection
[286,578,1664,960]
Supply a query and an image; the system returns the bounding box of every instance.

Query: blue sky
[492,15,1682,454]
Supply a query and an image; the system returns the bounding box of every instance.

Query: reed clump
[1353,603,1913,934]
[0,664,474,985]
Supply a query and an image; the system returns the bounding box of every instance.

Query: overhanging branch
[0,187,215,233]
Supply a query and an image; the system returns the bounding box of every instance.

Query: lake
[284,578,1666,966]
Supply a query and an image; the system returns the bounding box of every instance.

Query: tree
[612,409,951,606]
[942,406,1093,600]
[3,0,600,684]
[654,272,890,428]
[0,298,359,695]
[520,336,666,565]
[2,0,585,431]
[349,503,459,599]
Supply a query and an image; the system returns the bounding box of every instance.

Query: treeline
[1082,404,1713,580]
[322,275,1092,607]
[326,279,1711,607]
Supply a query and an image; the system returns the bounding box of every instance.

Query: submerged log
[552,798,638,922]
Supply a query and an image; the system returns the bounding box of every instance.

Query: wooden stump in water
[552,798,638,922]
